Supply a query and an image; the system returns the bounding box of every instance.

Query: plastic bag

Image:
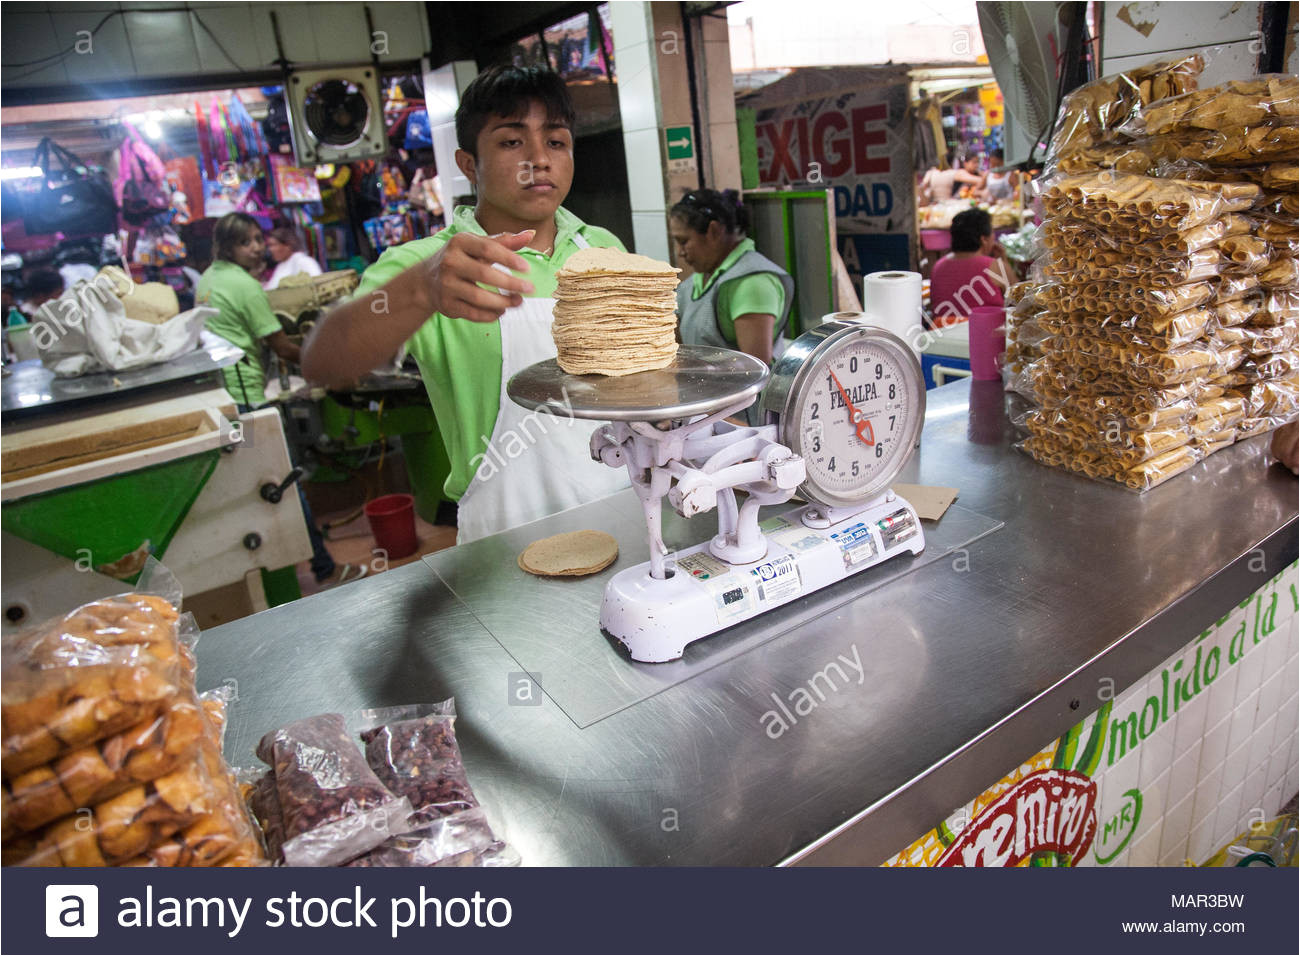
[255,713,411,867]
[346,807,519,868]
[1036,278,1215,318]
[1134,75,1298,138]
[1041,247,1223,287]
[1019,434,1203,491]
[1227,374,1300,421]
[3,692,205,839]
[118,688,265,867]
[2,749,221,866]
[356,702,479,825]
[1257,256,1297,290]
[1123,444,1203,490]
[1048,54,1204,164]
[247,771,287,864]
[1041,171,1260,232]
[1155,125,1299,166]
[2,591,192,778]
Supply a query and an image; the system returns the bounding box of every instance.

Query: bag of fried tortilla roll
[2,590,193,779]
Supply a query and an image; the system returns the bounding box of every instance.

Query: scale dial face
[773,324,925,509]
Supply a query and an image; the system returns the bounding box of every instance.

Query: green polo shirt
[690,238,787,344]
[197,260,282,406]
[353,205,625,501]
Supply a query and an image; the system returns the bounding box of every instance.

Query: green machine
[2,340,315,631]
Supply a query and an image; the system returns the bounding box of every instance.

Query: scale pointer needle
[828,370,874,446]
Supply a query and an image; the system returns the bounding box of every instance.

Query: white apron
[456,237,631,543]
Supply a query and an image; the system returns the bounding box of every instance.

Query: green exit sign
[665,126,694,160]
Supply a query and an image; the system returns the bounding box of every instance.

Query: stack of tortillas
[552,247,681,376]
[518,530,619,577]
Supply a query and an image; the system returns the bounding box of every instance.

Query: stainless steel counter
[196,379,1299,866]
[1,332,241,422]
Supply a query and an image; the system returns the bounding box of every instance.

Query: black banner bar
[5,866,1296,955]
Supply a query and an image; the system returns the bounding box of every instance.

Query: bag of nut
[355,701,478,825]
[255,713,411,867]
[346,702,518,868]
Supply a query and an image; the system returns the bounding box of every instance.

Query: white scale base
[601,492,925,663]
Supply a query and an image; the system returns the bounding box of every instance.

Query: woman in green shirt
[196,213,301,407]
[198,213,362,587]
[669,189,794,366]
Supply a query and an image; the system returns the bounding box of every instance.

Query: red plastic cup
[968,306,1006,381]
[364,493,418,559]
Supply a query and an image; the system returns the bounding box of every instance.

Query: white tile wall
[1129,815,1163,866]
[1272,693,1297,750]
[1257,672,1286,726]
[1198,716,1232,784]
[1204,656,1241,728]
[1168,745,1201,806]
[1227,690,1259,759]
[1159,793,1195,864]
[1172,688,1209,758]
[1139,721,1177,784]
[1188,815,1219,865]
[1095,561,1299,866]
[1235,636,1268,698]
[1263,617,1293,671]
[889,562,1298,868]
[1212,781,1245,850]
[1220,740,1252,796]
[1250,715,1277,772]
[1191,763,1225,828]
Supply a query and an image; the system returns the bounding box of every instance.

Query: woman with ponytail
[668,188,793,369]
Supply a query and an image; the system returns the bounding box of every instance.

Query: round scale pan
[507,345,770,422]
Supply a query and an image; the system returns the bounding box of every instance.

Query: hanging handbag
[117,133,172,227]
[21,138,118,237]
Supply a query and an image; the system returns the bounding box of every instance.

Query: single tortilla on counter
[518,530,619,577]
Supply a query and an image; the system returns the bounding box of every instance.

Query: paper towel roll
[862,271,924,355]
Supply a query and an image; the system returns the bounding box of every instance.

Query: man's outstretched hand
[417,230,537,323]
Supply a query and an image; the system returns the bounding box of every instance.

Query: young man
[302,66,630,542]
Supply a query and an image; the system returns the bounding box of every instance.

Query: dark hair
[455,65,575,157]
[213,213,263,262]
[950,208,993,252]
[23,268,63,298]
[670,188,749,235]
[991,149,1005,162]
[267,226,303,252]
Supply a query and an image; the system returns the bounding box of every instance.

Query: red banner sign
[937,769,1098,867]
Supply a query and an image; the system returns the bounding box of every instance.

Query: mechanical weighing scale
[508,319,926,663]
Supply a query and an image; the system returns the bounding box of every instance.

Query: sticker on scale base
[677,550,802,625]
[760,515,831,555]
[676,551,730,581]
[749,554,802,604]
[830,522,877,567]
[677,552,756,623]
